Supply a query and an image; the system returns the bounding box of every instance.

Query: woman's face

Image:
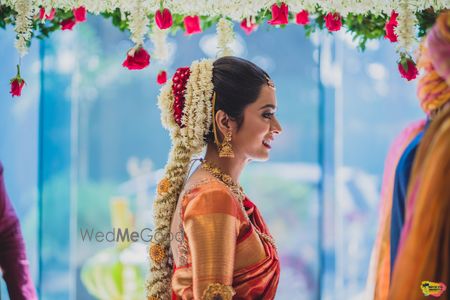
[231,85,282,161]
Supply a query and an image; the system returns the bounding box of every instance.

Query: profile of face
[217,85,282,162]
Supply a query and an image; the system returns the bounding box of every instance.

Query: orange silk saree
[170,179,280,299]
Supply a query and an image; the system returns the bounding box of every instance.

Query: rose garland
[147,58,214,300]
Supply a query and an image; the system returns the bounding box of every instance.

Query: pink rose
[324,12,342,32]
[385,11,398,42]
[122,47,150,70]
[155,8,173,30]
[240,18,258,35]
[61,18,76,30]
[39,7,45,20]
[268,3,289,25]
[157,70,167,85]
[398,57,418,81]
[73,6,87,22]
[296,10,309,25]
[183,15,202,35]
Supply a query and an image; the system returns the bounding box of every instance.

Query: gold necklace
[200,159,278,251]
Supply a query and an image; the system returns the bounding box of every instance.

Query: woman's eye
[263,112,274,119]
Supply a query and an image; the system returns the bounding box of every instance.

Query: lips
[262,139,272,149]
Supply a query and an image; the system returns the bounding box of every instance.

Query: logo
[421,281,447,297]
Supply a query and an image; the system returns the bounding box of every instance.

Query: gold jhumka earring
[212,92,235,158]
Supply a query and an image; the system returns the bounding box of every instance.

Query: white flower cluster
[149,58,215,300]
[128,0,149,46]
[14,0,34,57]
[180,59,214,153]
[394,0,418,54]
[217,18,235,57]
[149,25,170,63]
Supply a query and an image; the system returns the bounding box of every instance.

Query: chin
[249,151,270,162]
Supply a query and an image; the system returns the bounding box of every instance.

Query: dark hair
[205,56,270,143]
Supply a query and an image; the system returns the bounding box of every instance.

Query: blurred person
[0,161,37,300]
[146,56,282,300]
[368,9,450,300]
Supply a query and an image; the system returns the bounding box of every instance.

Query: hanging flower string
[217,17,235,57]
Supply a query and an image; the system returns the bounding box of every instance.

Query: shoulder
[182,180,241,221]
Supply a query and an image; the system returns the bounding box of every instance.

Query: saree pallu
[170,180,280,300]
[365,120,426,300]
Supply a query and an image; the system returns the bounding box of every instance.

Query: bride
[147,56,282,300]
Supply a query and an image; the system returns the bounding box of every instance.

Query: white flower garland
[148,58,214,300]
[217,17,235,57]
[128,0,149,47]
[14,0,34,57]
[5,0,450,58]
[149,24,170,63]
[395,0,419,54]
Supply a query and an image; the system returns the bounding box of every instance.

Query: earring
[219,130,235,158]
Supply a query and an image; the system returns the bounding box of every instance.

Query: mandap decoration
[0,0,448,92]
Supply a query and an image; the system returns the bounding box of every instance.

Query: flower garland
[216,17,235,57]
[128,0,149,47]
[148,58,214,300]
[149,24,170,63]
[14,0,34,57]
[2,2,449,91]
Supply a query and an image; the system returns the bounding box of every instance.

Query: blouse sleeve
[182,187,241,300]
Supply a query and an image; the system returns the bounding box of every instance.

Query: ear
[215,110,233,139]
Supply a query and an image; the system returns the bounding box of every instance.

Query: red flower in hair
[73,6,87,22]
[324,12,342,32]
[268,3,289,25]
[398,56,418,81]
[172,67,190,127]
[155,8,173,30]
[184,16,202,35]
[296,10,309,25]
[240,18,258,35]
[61,18,76,30]
[385,11,398,42]
[157,70,167,85]
[122,47,150,70]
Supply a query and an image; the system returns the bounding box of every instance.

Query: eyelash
[263,112,274,119]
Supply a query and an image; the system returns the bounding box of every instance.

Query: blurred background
[0,16,422,300]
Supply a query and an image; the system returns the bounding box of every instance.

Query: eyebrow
[259,104,277,110]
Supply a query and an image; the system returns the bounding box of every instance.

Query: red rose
[46,8,56,20]
[39,7,45,20]
[268,3,289,25]
[157,70,167,85]
[240,18,258,35]
[398,57,418,81]
[183,15,201,35]
[385,11,398,42]
[122,47,150,70]
[73,6,87,22]
[155,8,173,30]
[296,10,309,25]
[324,12,342,32]
[61,18,76,30]
[9,65,25,97]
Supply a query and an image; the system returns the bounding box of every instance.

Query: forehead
[250,85,277,108]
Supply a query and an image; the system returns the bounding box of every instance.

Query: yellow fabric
[389,108,450,299]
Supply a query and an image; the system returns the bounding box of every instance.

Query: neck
[203,143,248,183]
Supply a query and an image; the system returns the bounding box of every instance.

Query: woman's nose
[271,117,282,135]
